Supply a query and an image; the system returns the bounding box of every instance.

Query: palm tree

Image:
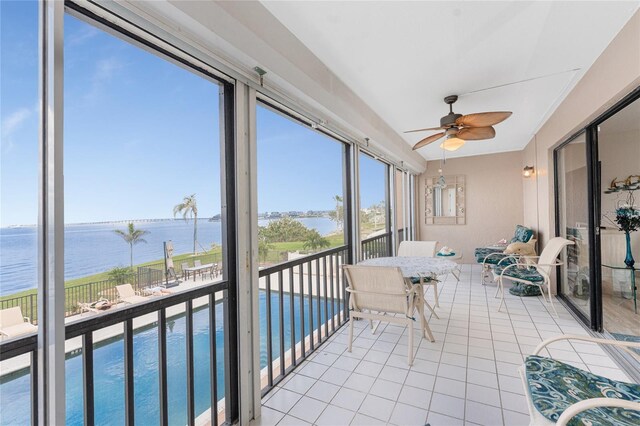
[303,230,330,251]
[174,194,198,254]
[113,222,149,268]
[332,195,343,230]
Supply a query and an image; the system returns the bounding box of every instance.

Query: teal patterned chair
[475,225,535,284]
[494,237,573,316]
[520,334,640,426]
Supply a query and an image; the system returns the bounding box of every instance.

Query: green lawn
[0,249,223,302]
[1,227,382,302]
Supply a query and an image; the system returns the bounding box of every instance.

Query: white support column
[389,166,397,256]
[410,174,417,240]
[38,1,65,424]
[403,171,410,240]
[351,146,362,262]
[234,82,261,425]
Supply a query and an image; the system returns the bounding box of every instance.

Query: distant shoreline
[2,213,334,229]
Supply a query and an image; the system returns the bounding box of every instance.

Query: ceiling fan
[405,95,512,151]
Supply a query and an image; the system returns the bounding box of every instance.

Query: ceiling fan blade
[412,132,445,150]
[457,126,496,140]
[404,126,444,133]
[456,111,512,127]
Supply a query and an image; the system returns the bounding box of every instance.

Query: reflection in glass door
[597,98,640,340]
[556,132,592,320]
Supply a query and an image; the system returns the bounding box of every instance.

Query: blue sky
[1,1,387,227]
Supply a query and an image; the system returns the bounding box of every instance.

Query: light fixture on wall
[523,166,535,178]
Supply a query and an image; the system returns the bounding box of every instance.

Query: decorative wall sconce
[523,166,535,178]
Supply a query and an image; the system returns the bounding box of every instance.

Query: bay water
[0,217,337,296]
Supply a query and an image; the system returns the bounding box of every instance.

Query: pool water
[0,291,342,425]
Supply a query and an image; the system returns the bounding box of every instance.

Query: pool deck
[0,274,226,376]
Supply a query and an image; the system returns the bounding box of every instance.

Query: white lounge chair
[343,265,434,365]
[0,306,37,339]
[116,284,148,305]
[520,334,640,425]
[78,298,113,315]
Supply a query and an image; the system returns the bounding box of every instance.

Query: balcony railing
[360,231,392,260]
[0,254,223,324]
[258,245,350,396]
[0,282,235,426]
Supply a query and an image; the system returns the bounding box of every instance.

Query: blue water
[0,217,337,296]
[0,291,343,425]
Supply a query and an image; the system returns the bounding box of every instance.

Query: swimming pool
[0,291,340,425]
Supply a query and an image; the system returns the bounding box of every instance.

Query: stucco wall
[417,151,524,260]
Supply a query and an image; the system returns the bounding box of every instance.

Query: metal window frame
[30,2,243,423]
[553,86,640,333]
[38,1,66,423]
[553,130,595,328]
[255,97,354,246]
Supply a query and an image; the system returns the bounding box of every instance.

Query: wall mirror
[425,175,465,225]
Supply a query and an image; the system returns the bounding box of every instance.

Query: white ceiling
[262,1,639,160]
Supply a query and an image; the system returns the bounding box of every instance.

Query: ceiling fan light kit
[406,95,512,152]
[440,135,465,151]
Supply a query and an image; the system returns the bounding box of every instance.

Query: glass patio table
[602,263,638,314]
[183,263,215,281]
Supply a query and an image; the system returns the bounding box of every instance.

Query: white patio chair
[398,240,441,307]
[115,284,148,305]
[343,265,434,365]
[494,237,573,316]
[520,334,640,425]
[397,240,438,257]
[0,306,37,338]
[181,262,190,279]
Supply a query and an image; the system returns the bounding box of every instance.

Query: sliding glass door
[597,97,640,341]
[556,132,593,322]
[555,88,640,348]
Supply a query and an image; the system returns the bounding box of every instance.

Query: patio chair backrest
[537,237,574,277]
[343,265,408,315]
[116,284,136,299]
[181,262,189,271]
[398,241,437,257]
[0,306,25,328]
[194,260,202,267]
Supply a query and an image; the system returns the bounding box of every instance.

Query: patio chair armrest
[533,261,564,267]
[556,398,640,426]
[533,334,640,356]
[23,316,31,323]
[345,288,408,298]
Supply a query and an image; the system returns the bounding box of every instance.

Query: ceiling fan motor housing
[440,112,462,128]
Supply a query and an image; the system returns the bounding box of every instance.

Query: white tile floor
[253,264,630,426]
